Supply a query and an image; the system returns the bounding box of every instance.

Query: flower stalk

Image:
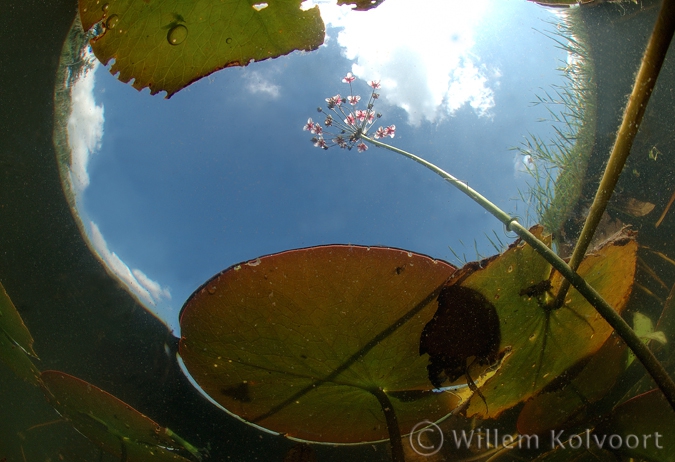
[362,133,675,413]
[304,71,675,413]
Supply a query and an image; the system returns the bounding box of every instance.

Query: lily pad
[453,226,637,418]
[0,282,41,386]
[79,0,325,97]
[516,334,626,435]
[41,370,200,461]
[0,330,42,386]
[0,282,37,358]
[179,245,458,443]
[595,389,675,461]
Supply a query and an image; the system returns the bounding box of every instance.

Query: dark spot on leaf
[395,266,404,275]
[221,382,252,402]
[300,354,307,359]
[419,285,501,408]
[519,279,552,298]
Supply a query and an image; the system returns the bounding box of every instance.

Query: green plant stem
[370,387,405,462]
[361,134,675,411]
[555,0,675,306]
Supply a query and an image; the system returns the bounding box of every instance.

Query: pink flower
[304,73,395,152]
[334,136,348,148]
[342,72,356,83]
[325,94,342,108]
[303,118,315,131]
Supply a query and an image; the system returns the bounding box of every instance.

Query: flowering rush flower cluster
[303,72,396,152]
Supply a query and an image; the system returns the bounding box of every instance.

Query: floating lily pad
[0,282,37,358]
[455,227,637,418]
[179,245,458,443]
[517,334,626,435]
[41,370,200,461]
[0,330,42,386]
[595,389,675,461]
[0,283,41,386]
[79,0,325,97]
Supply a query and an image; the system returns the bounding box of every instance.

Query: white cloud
[244,70,281,98]
[67,61,104,196]
[315,0,496,125]
[88,221,171,307]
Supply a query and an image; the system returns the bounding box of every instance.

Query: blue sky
[65,0,567,334]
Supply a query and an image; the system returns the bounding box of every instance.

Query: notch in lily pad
[179,245,466,458]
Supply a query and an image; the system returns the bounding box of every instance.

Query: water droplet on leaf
[106,14,119,29]
[102,3,109,11]
[167,25,188,45]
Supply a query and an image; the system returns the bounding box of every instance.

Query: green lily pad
[41,370,200,461]
[0,282,41,386]
[79,0,325,97]
[0,282,37,358]
[0,330,42,386]
[516,334,626,435]
[595,389,675,461]
[455,227,637,418]
[179,245,458,443]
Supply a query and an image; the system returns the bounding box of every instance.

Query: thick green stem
[555,0,675,306]
[361,134,675,411]
[370,387,405,462]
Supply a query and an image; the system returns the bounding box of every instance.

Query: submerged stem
[370,387,405,462]
[361,134,675,412]
[555,0,675,306]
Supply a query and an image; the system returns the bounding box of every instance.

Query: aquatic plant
[515,11,597,236]
[301,60,675,457]
[0,282,203,461]
[303,73,395,152]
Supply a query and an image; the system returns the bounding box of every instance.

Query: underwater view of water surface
[2,0,675,461]
[65,0,569,334]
